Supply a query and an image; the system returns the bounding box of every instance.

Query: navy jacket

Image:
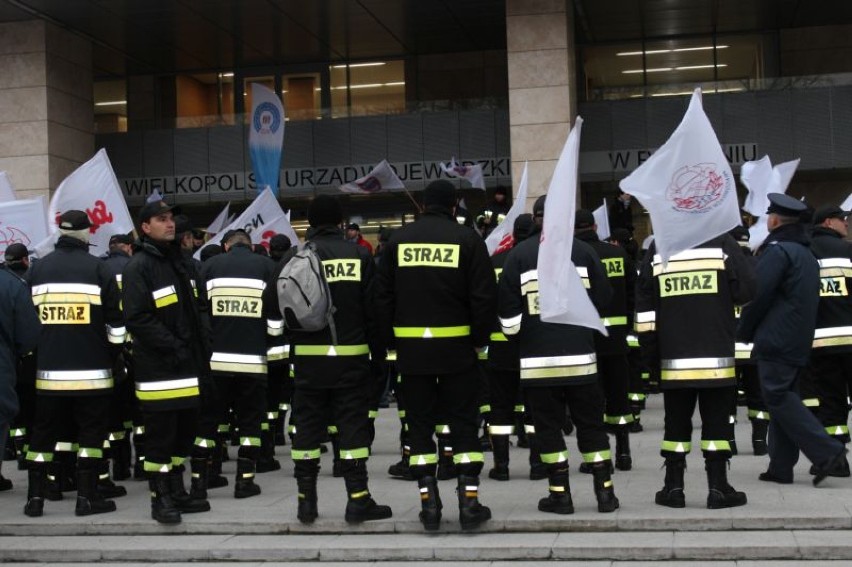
[0,266,41,424]
[738,223,819,367]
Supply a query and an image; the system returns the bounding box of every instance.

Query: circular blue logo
[253,102,281,134]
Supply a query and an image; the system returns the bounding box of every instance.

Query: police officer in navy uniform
[374,180,496,531]
[269,195,391,525]
[24,210,123,518]
[122,200,211,524]
[739,194,847,486]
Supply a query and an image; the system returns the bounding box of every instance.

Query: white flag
[485,162,528,255]
[0,172,16,202]
[339,159,404,193]
[619,88,740,263]
[593,199,610,240]
[47,149,134,257]
[254,214,300,252]
[841,193,852,212]
[740,156,799,251]
[147,189,164,204]
[440,157,485,190]
[0,197,49,258]
[195,188,297,259]
[537,117,606,335]
[747,216,770,252]
[206,202,231,235]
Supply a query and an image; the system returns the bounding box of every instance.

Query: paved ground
[0,394,850,563]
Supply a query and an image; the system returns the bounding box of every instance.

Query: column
[506,0,576,208]
[0,20,93,200]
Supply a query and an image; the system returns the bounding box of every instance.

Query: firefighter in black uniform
[637,232,755,509]
[487,213,535,481]
[24,210,123,518]
[499,196,618,515]
[374,180,496,531]
[574,209,636,472]
[269,195,391,524]
[123,200,211,524]
[101,234,134,489]
[266,233,292,454]
[192,228,275,499]
[808,204,852,476]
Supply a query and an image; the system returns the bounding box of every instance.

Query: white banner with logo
[440,157,486,190]
[339,159,405,193]
[485,162,529,256]
[619,88,741,263]
[0,197,49,258]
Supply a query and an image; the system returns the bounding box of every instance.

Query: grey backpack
[276,242,337,343]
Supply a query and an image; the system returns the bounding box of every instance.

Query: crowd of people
[0,182,850,531]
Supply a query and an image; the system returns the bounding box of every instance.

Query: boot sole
[345,511,393,523]
[598,499,620,513]
[153,514,182,524]
[655,491,685,508]
[538,504,574,514]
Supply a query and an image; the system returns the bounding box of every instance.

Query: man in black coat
[738,194,847,486]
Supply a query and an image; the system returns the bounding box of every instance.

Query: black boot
[97,459,127,499]
[538,467,573,514]
[235,458,261,499]
[752,419,769,456]
[436,434,457,480]
[209,442,229,489]
[417,476,442,531]
[75,467,117,516]
[655,458,686,508]
[112,436,132,481]
[528,434,547,480]
[256,429,281,473]
[388,445,414,480]
[615,429,632,471]
[296,476,318,524]
[189,457,209,500]
[169,465,211,513]
[343,460,392,523]
[457,475,491,530]
[23,466,45,517]
[706,460,747,509]
[591,461,619,513]
[149,474,181,524]
[488,435,510,481]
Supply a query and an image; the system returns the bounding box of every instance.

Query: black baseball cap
[58,210,92,231]
[4,243,30,262]
[137,200,174,224]
[346,223,360,231]
[813,205,850,226]
[109,233,133,246]
[575,209,595,230]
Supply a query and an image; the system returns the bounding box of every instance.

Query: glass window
[329,60,405,118]
[94,79,127,133]
[283,73,321,120]
[172,72,236,128]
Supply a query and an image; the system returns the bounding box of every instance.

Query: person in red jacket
[345,223,373,255]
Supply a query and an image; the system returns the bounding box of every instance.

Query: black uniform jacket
[29,236,122,396]
[576,229,635,356]
[808,226,852,355]
[498,226,612,388]
[374,208,497,375]
[122,237,210,410]
[201,244,276,379]
[487,247,518,371]
[267,226,376,390]
[638,234,756,389]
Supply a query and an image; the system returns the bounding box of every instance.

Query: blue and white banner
[249,83,285,198]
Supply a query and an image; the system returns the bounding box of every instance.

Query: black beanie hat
[308,195,343,227]
[513,213,535,242]
[533,195,547,216]
[423,180,456,209]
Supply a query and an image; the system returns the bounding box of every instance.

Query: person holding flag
[624,89,756,509]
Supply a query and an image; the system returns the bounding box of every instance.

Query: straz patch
[820,277,848,297]
[39,304,90,324]
[659,270,718,297]
[213,297,262,318]
[321,259,361,282]
[398,244,460,268]
[603,257,625,278]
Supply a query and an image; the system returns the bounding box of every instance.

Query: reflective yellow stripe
[602,316,628,327]
[393,326,470,338]
[521,364,597,379]
[267,345,288,361]
[136,377,199,401]
[813,326,852,348]
[107,325,127,344]
[153,285,178,308]
[294,344,369,356]
[267,319,284,336]
[207,277,265,292]
[210,352,267,374]
[652,249,726,276]
[661,368,736,380]
[490,332,508,342]
[36,369,113,391]
[32,283,102,305]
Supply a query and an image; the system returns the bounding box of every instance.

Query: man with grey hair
[24,210,123,517]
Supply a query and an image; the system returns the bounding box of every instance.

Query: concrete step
[1,530,852,563]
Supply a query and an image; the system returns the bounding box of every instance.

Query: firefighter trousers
[661,386,736,461]
[598,354,634,428]
[811,353,852,443]
[195,375,267,460]
[143,407,198,473]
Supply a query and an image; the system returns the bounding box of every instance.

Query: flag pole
[403,189,422,213]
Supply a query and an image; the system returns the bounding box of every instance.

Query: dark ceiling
[2,0,851,79]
